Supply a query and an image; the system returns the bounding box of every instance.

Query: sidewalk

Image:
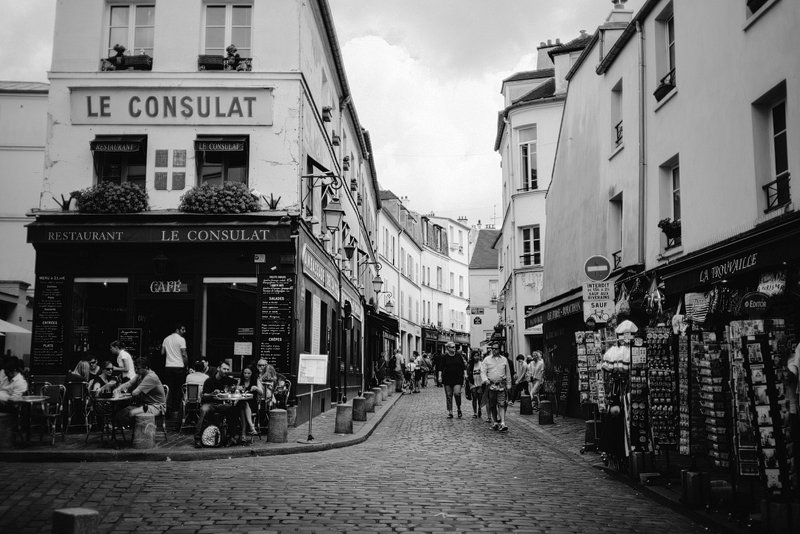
[0,389,402,462]
[504,405,758,534]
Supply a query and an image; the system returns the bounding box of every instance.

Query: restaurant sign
[28,224,291,244]
[301,244,339,298]
[527,297,583,328]
[70,87,273,125]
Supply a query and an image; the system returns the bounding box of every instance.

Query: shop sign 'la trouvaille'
[70,87,273,126]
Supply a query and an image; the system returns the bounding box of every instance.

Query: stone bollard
[0,413,15,449]
[334,403,353,434]
[395,378,402,393]
[132,413,156,449]
[352,396,367,422]
[538,400,553,425]
[268,409,288,443]
[519,394,533,415]
[585,419,601,447]
[380,384,388,401]
[364,391,376,413]
[371,387,383,406]
[386,381,394,396]
[629,451,646,479]
[52,508,99,534]
[681,470,708,507]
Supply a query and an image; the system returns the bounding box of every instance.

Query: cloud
[0,1,55,82]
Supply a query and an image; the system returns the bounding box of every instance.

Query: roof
[469,229,501,269]
[513,78,556,105]
[380,190,399,201]
[0,81,48,93]
[502,68,554,85]
[547,34,593,61]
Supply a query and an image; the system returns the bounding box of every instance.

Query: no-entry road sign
[584,255,611,282]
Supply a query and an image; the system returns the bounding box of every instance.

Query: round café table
[9,395,48,444]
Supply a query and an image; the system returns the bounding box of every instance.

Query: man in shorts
[481,340,512,432]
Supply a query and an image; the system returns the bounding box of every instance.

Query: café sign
[301,244,339,298]
[70,87,273,125]
[28,224,290,244]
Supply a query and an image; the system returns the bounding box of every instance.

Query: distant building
[468,228,501,347]
[0,81,48,362]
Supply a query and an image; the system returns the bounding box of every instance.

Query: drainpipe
[637,20,647,266]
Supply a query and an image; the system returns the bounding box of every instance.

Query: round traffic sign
[584,255,612,282]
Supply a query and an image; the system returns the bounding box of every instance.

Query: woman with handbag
[466,350,484,418]
[440,342,467,418]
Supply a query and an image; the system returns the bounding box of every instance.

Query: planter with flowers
[658,217,682,248]
[179,182,260,214]
[73,182,149,213]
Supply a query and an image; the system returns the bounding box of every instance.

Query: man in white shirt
[162,324,188,413]
[110,341,136,382]
[0,357,27,406]
[481,341,512,432]
[528,351,545,408]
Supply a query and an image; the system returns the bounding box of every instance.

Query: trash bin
[538,400,553,425]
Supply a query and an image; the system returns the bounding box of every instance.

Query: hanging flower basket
[179,182,260,214]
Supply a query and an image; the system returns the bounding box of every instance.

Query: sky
[0,0,644,227]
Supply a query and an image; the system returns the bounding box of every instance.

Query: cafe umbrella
[0,319,31,335]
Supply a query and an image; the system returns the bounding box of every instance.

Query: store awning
[524,288,583,328]
[523,324,543,336]
[90,135,146,153]
[0,318,31,334]
[194,137,247,152]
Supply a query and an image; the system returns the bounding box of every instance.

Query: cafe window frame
[194,136,249,186]
[105,3,155,58]
[91,135,148,188]
[201,277,257,371]
[203,3,252,57]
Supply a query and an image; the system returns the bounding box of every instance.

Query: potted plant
[73,182,149,213]
[653,69,676,102]
[657,217,682,239]
[124,51,153,71]
[179,182,261,213]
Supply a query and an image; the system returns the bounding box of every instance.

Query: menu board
[117,328,143,358]
[559,368,570,403]
[259,274,294,372]
[31,275,67,373]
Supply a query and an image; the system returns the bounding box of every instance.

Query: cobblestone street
[0,386,705,533]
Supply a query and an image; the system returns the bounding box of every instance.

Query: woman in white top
[110,341,136,382]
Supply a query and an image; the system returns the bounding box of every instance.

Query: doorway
[135,299,194,375]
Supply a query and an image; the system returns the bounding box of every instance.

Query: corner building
[27,0,382,423]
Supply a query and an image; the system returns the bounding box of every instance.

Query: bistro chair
[27,381,51,396]
[180,383,203,433]
[85,391,117,444]
[37,384,66,445]
[155,385,169,442]
[65,381,91,439]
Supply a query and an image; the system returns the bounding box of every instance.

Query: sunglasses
[104,367,113,371]
[257,364,266,367]
[89,361,97,365]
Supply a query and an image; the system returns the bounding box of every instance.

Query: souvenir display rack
[647,327,678,450]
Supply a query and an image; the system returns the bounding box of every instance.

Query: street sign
[584,255,612,281]
[582,281,615,325]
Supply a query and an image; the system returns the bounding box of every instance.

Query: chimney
[606,0,633,24]
[536,38,560,70]
[600,0,633,60]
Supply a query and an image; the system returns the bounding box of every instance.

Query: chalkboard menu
[118,328,143,358]
[31,275,67,373]
[559,368,570,403]
[259,274,294,372]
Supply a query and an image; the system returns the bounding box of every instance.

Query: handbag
[464,380,472,400]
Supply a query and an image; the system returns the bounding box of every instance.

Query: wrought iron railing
[654,68,676,102]
[612,250,622,269]
[614,120,623,146]
[762,172,791,213]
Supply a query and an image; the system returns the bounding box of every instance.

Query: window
[611,80,623,147]
[107,4,154,57]
[450,273,454,294]
[764,100,789,210]
[195,137,248,186]
[659,156,681,249]
[671,166,681,223]
[459,276,464,297]
[204,4,252,57]
[436,267,443,290]
[400,247,406,275]
[610,194,623,268]
[400,291,404,317]
[91,135,147,188]
[458,230,463,246]
[654,4,677,101]
[521,226,541,266]
[437,303,443,325]
[753,82,790,212]
[519,126,538,190]
[490,280,498,302]
[391,236,396,265]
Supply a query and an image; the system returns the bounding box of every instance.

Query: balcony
[197,55,252,71]
[763,172,791,213]
[653,69,676,102]
[614,120,623,147]
[100,54,153,71]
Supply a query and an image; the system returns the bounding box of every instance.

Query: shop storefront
[364,304,398,388]
[27,213,360,424]
[454,332,470,354]
[422,327,438,355]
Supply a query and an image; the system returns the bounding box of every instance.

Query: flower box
[100,55,153,71]
[198,55,225,71]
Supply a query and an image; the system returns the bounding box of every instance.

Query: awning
[0,318,31,334]
[90,135,146,153]
[524,324,543,336]
[525,289,583,328]
[194,137,247,152]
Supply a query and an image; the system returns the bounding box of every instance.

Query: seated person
[185,360,210,387]
[237,365,262,436]
[113,357,167,428]
[194,361,246,447]
[0,356,28,410]
[66,359,92,383]
[88,358,101,379]
[90,361,118,397]
[257,358,277,407]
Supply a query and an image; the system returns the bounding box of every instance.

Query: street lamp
[323,197,348,403]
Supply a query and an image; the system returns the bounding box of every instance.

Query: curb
[0,393,402,463]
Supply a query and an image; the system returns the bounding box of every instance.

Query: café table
[212,392,253,405]
[97,393,132,444]
[9,395,48,444]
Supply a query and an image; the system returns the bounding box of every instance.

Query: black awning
[90,135,146,153]
[194,137,247,152]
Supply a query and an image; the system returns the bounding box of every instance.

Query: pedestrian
[161,323,188,414]
[423,353,434,387]
[412,351,424,392]
[466,350,484,418]
[433,350,444,387]
[509,354,529,405]
[110,340,136,383]
[528,350,545,408]
[441,341,467,418]
[481,340,512,432]
[404,357,416,393]
[394,349,405,392]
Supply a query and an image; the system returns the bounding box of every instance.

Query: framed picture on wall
[747,343,763,363]
[759,426,776,448]
[756,405,773,425]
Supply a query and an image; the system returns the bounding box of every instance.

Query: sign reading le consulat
[71,87,273,126]
[28,224,291,243]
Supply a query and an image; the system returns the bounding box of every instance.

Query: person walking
[441,341,466,418]
[466,350,484,418]
[528,350,545,409]
[161,323,188,414]
[432,350,444,387]
[509,354,530,405]
[481,340,512,432]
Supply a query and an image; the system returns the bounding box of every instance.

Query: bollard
[334,403,353,434]
[395,378,402,393]
[364,391,376,413]
[538,400,553,425]
[268,409,288,443]
[681,470,708,507]
[371,387,383,406]
[52,507,99,534]
[132,413,156,449]
[0,413,15,449]
[386,381,394,396]
[380,384,388,401]
[352,396,367,422]
[629,451,646,479]
[519,394,533,415]
[285,405,297,428]
[585,419,602,447]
